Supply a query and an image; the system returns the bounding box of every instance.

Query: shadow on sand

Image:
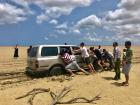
[102,77,123,87]
[102,77,113,80]
[111,82,123,87]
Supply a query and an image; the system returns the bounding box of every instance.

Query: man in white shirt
[80,42,96,73]
[113,42,121,80]
[98,45,103,54]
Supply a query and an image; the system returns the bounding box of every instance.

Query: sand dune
[0,46,140,105]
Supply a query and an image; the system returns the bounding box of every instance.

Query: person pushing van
[60,49,89,76]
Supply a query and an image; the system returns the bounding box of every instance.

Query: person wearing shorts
[66,61,82,71]
[84,57,91,65]
[122,63,131,75]
[60,49,89,76]
[80,42,96,73]
[122,41,133,86]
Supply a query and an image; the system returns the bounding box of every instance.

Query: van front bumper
[25,67,49,77]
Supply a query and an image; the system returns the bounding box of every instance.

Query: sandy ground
[0,46,140,105]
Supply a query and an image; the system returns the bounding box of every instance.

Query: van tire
[49,65,66,76]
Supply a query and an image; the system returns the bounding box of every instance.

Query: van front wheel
[49,65,66,76]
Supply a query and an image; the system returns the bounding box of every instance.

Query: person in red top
[60,49,89,76]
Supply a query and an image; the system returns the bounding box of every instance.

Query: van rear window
[29,47,38,57]
[41,47,58,56]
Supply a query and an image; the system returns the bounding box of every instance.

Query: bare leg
[122,74,129,86]
[125,75,129,84]
[90,64,96,73]
[98,60,103,70]
[87,65,93,73]
[88,64,96,73]
[66,69,75,76]
[79,68,90,75]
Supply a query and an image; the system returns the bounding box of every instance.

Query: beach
[0,46,140,105]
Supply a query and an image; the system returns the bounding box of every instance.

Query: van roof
[32,45,78,47]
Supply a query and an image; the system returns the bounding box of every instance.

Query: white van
[26,45,86,76]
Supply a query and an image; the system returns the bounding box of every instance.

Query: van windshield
[29,47,38,57]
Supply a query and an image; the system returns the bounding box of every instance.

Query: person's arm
[60,55,67,65]
[72,49,81,55]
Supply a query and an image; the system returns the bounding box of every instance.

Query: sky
[0,0,140,46]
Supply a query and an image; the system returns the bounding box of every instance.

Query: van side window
[41,47,58,56]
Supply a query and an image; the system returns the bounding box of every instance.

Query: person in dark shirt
[93,49,103,71]
[14,44,19,59]
[102,49,114,70]
[27,45,32,56]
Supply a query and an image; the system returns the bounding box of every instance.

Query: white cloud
[49,19,58,25]
[10,0,33,14]
[10,0,30,8]
[0,3,27,24]
[36,14,49,24]
[56,23,68,29]
[83,34,102,42]
[118,0,140,11]
[103,0,140,41]
[76,15,101,29]
[56,29,67,35]
[70,0,140,43]
[0,0,94,24]
[0,0,34,25]
[34,0,94,23]
[83,35,102,42]
[73,29,81,35]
